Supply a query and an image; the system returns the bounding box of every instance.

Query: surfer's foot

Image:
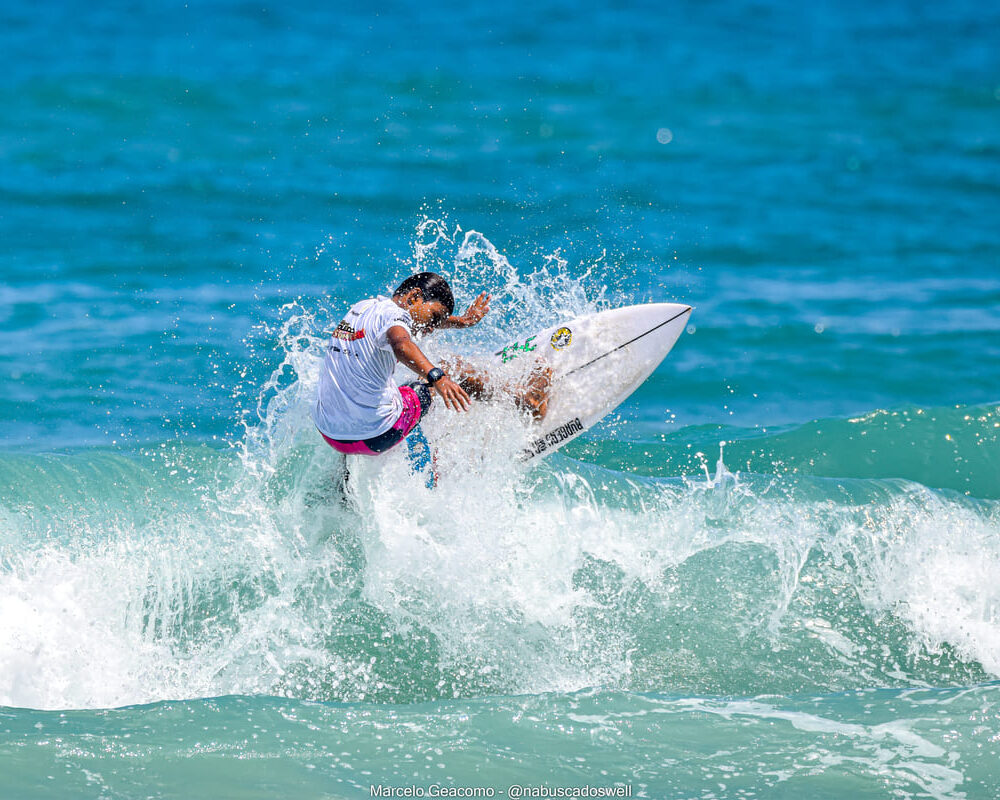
[515,365,552,421]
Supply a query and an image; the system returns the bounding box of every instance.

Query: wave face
[2,414,998,711]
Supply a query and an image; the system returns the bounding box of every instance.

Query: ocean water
[2,0,999,798]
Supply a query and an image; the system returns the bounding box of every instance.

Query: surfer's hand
[433,376,471,412]
[459,292,490,327]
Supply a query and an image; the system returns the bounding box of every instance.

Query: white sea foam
[847,486,1000,675]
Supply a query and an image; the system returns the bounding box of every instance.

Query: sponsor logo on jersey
[332,321,366,341]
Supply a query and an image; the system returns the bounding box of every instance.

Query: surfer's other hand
[434,376,471,412]
[459,292,490,327]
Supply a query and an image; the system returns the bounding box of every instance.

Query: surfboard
[492,302,692,461]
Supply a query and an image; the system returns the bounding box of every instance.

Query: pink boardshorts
[320,382,432,456]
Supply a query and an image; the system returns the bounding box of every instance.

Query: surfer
[313,271,549,459]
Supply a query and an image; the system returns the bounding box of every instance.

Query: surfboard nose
[649,302,692,317]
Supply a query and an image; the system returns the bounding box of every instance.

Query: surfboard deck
[492,302,692,461]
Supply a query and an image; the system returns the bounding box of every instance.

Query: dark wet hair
[393,272,455,316]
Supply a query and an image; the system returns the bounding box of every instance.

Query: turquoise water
[2,1,999,797]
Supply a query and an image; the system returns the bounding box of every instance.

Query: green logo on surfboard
[498,335,537,363]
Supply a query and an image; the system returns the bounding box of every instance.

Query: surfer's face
[398,290,449,333]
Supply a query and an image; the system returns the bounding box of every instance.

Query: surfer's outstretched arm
[391,284,549,419]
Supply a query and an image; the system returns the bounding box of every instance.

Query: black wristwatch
[426,367,445,385]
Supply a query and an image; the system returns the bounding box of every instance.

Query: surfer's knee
[407,381,434,414]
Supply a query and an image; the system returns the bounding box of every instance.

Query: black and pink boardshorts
[320,382,433,456]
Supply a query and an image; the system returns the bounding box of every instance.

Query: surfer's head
[393,272,455,332]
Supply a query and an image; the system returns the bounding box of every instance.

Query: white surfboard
[492,303,692,461]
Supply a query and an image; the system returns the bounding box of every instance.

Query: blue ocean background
[1,1,998,798]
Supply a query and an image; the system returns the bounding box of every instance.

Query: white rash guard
[312,296,414,440]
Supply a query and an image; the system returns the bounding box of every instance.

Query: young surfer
[312,271,549,458]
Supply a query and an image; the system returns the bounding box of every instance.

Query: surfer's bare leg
[441,357,551,421]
